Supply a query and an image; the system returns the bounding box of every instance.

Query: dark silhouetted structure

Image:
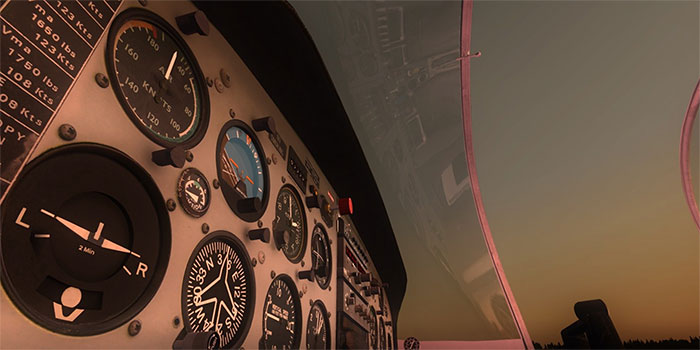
[560,299,623,349]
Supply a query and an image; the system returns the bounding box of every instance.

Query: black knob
[305,195,319,209]
[376,309,384,316]
[385,320,392,326]
[273,229,290,250]
[172,329,220,350]
[237,197,261,214]
[359,273,371,282]
[175,11,210,36]
[248,228,270,243]
[152,146,186,168]
[298,269,314,282]
[251,116,276,134]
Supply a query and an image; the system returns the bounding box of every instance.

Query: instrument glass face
[369,305,378,349]
[177,168,210,218]
[106,9,209,148]
[310,224,331,289]
[261,274,301,349]
[216,120,269,222]
[0,144,170,335]
[272,185,307,263]
[182,231,255,349]
[306,300,330,349]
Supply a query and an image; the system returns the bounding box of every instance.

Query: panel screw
[251,257,257,267]
[281,176,286,184]
[270,270,276,278]
[257,251,265,264]
[214,78,224,93]
[166,199,176,211]
[138,0,147,6]
[257,220,263,228]
[328,285,332,292]
[299,291,304,298]
[229,108,236,119]
[58,124,76,141]
[309,299,314,306]
[128,320,141,336]
[329,239,333,245]
[206,77,214,87]
[173,316,180,328]
[201,223,209,234]
[327,311,332,318]
[95,73,109,88]
[266,157,272,165]
[300,260,305,267]
[212,179,220,189]
[220,68,232,88]
[185,151,194,162]
[271,154,278,165]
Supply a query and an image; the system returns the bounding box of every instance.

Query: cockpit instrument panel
[0,1,400,349]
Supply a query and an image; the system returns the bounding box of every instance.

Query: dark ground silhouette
[533,337,700,349]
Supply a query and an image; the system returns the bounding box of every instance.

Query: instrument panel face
[0,1,394,349]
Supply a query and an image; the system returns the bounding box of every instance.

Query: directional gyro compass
[0,144,171,336]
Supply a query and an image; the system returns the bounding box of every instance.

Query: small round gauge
[378,317,386,350]
[177,168,210,218]
[272,185,307,263]
[310,224,332,289]
[182,231,255,349]
[369,306,378,349]
[306,300,330,349]
[261,274,302,349]
[0,143,170,335]
[106,8,209,148]
[216,120,269,222]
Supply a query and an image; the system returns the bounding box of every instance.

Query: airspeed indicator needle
[164,51,178,80]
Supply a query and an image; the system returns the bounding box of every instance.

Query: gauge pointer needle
[186,190,200,202]
[43,210,141,258]
[164,51,178,80]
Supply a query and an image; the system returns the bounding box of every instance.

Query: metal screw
[128,320,141,336]
[229,108,236,119]
[138,0,147,6]
[251,257,257,267]
[257,251,265,264]
[328,286,332,292]
[173,316,180,328]
[314,219,317,225]
[299,291,304,298]
[270,270,276,278]
[271,154,278,165]
[220,68,231,88]
[266,157,272,165]
[309,299,314,306]
[257,220,263,228]
[212,179,220,189]
[58,124,76,141]
[95,73,109,88]
[206,77,214,87]
[327,312,332,318]
[214,78,224,93]
[281,176,286,184]
[329,239,333,245]
[302,284,308,294]
[300,260,305,267]
[185,151,194,162]
[201,223,209,234]
[166,199,176,212]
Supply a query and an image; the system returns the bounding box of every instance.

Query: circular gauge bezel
[105,8,210,149]
[310,224,332,289]
[0,143,171,336]
[306,299,331,350]
[273,184,308,264]
[176,167,211,218]
[215,119,270,222]
[369,305,378,349]
[261,274,302,349]
[181,231,256,349]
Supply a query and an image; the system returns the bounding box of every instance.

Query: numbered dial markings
[177,168,210,217]
[0,144,170,335]
[261,274,301,350]
[107,9,209,147]
[216,120,269,222]
[310,224,332,289]
[306,300,330,350]
[273,185,307,263]
[182,232,255,349]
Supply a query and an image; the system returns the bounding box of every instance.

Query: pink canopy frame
[680,78,700,232]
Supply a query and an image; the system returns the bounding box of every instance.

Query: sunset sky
[470,1,699,344]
